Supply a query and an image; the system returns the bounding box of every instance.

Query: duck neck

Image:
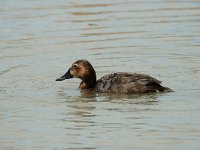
[79,70,96,89]
[83,75,96,89]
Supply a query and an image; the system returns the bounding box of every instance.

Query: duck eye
[73,64,78,69]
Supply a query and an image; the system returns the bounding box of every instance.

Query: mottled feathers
[96,72,172,94]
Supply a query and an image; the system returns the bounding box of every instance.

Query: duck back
[96,72,172,94]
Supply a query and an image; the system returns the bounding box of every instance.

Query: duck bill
[56,69,73,81]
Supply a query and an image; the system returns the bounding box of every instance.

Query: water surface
[0,0,200,149]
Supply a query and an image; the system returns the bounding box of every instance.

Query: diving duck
[56,60,173,94]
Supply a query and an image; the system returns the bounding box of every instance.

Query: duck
[56,60,173,94]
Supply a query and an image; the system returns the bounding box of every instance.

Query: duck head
[56,60,97,89]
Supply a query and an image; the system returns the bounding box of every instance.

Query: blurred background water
[0,0,200,149]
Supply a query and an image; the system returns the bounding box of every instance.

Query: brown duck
[56,60,173,94]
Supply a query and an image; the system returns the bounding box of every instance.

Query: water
[0,0,200,149]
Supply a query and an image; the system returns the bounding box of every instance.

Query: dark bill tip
[55,69,73,81]
[55,76,66,81]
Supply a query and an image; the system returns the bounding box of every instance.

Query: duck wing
[96,72,172,94]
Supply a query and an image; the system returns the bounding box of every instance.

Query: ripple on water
[0,0,200,150]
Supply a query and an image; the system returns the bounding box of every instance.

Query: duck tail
[161,86,174,92]
[146,82,174,92]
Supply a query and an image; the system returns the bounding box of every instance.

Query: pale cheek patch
[71,69,83,78]
[79,68,87,77]
[70,69,77,78]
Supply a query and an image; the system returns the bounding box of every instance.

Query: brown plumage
[56,60,173,94]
